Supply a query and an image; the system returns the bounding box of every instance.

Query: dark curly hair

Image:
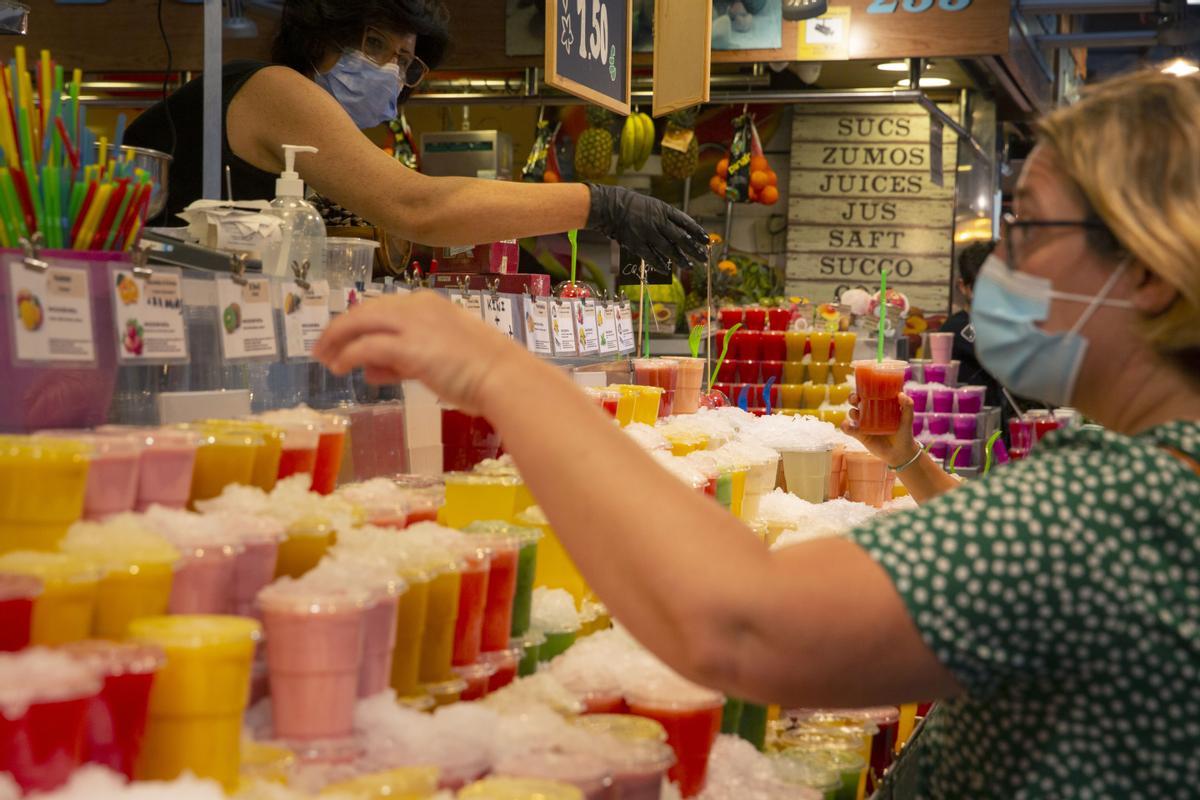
[272,0,451,81]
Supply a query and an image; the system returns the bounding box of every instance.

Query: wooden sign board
[651,0,712,117]
[546,0,633,115]
[785,103,960,313]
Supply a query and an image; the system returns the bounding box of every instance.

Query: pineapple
[661,109,699,180]
[574,106,615,181]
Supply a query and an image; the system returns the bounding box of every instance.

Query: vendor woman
[125,0,707,271]
[315,67,1200,797]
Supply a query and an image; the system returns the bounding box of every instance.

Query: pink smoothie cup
[208,513,283,619]
[99,427,202,511]
[168,541,241,616]
[928,332,953,365]
[359,585,403,698]
[844,452,890,508]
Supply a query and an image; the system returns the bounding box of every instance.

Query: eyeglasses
[361,26,429,88]
[1000,212,1110,271]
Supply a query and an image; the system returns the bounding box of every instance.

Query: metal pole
[682,176,692,215]
[722,199,735,261]
[202,0,222,200]
[908,57,922,91]
[1036,30,1158,47]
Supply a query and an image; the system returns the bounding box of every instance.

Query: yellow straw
[74,183,112,250]
[0,72,17,167]
[39,50,50,131]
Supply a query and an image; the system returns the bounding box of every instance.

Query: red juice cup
[258,580,367,741]
[634,359,680,393]
[451,549,492,668]
[0,573,39,651]
[731,330,763,362]
[716,359,739,384]
[453,661,497,702]
[852,360,907,435]
[742,307,767,331]
[0,648,103,793]
[60,640,165,779]
[717,307,744,330]
[311,414,349,495]
[274,421,320,482]
[767,307,792,331]
[480,646,522,692]
[738,361,761,383]
[760,360,784,384]
[463,523,521,652]
[441,409,501,473]
[760,331,787,361]
[627,686,724,798]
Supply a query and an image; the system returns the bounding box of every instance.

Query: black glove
[585,183,710,272]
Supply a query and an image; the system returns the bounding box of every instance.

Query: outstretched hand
[841,391,921,468]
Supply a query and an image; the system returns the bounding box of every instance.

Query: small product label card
[597,301,619,354]
[450,290,483,319]
[524,297,553,355]
[575,300,600,355]
[8,258,96,363]
[484,293,516,339]
[215,276,278,360]
[615,300,636,353]
[282,279,331,359]
[551,299,578,355]
[110,266,188,364]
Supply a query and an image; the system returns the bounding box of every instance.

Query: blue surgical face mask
[971,254,1133,406]
[314,50,401,129]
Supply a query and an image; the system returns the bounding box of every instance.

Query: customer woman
[125,0,707,271]
[316,68,1200,797]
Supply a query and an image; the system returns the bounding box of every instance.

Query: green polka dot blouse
[849,420,1200,798]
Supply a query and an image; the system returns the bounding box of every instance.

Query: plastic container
[128,615,261,790]
[717,308,744,330]
[844,452,889,508]
[572,713,669,743]
[97,427,202,511]
[927,413,952,436]
[463,522,524,651]
[784,332,808,362]
[0,573,39,651]
[832,331,857,363]
[779,444,832,505]
[326,237,380,289]
[0,551,100,644]
[852,360,906,435]
[494,751,612,800]
[424,676,467,708]
[760,331,787,361]
[767,307,792,332]
[418,561,465,684]
[518,507,589,607]
[35,431,141,520]
[313,414,350,495]
[626,686,724,798]
[441,409,501,473]
[0,436,90,553]
[360,584,404,698]
[443,473,529,529]
[517,631,545,677]
[664,357,705,415]
[480,646,522,692]
[930,387,955,414]
[952,413,978,440]
[904,386,929,414]
[459,777,584,800]
[730,329,762,361]
[927,332,953,364]
[538,627,579,662]
[955,385,986,414]
[60,640,165,779]
[184,427,261,508]
[453,660,498,702]
[200,420,284,493]
[451,548,492,667]
[742,307,767,331]
[262,144,326,280]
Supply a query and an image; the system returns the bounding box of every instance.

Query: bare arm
[227,66,590,247]
[315,293,962,707]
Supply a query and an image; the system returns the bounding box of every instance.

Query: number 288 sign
[867,0,972,12]
[546,0,631,116]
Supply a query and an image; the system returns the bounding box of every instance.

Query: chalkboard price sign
[546,0,632,116]
[616,245,673,286]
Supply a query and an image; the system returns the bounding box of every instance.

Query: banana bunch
[618,112,655,171]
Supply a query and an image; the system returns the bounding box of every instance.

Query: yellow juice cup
[784,331,808,362]
[418,562,463,684]
[201,420,283,492]
[832,331,857,363]
[828,383,852,406]
[729,468,748,519]
[275,518,336,579]
[0,436,91,553]
[185,428,261,509]
[807,361,830,385]
[0,550,100,644]
[129,614,260,791]
[782,362,806,385]
[321,766,440,799]
[631,386,664,426]
[391,570,431,698]
[667,433,709,457]
[613,385,639,428]
[442,474,526,529]
[831,362,853,384]
[517,507,590,607]
[779,384,803,410]
[809,331,832,363]
[820,409,848,428]
[802,382,827,409]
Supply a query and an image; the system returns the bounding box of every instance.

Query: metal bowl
[93,143,172,220]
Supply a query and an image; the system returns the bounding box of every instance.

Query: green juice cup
[538,627,578,662]
[721,698,744,734]
[738,702,769,751]
[516,631,545,677]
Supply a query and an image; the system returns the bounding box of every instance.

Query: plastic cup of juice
[927,413,952,436]
[0,647,104,793]
[480,646,522,692]
[828,383,852,406]
[778,384,802,411]
[451,547,492,668]
[0,436,91,553]
[442,473,528,529]
[35,432,142,520]
[538,626,579,662]
[801,382,827,409]
[904,386,929,413]
[258,580,367,741]
[128,615,260,791]
[784,332,808,362]
[0,551,100,645]
[59,522,180,638]
[767,307,792,332]
[508,525,542,639]
[311,414,350,495]
[808,331,832,363]
[360,582,405,698]
[779,444,832,504]
[418,558,465,684]
[742,307,767,331]
[664,357,705,415]
[721,697,743,734]
[953,413,978,440]
[613,386,639,428]
[320,766,440,799]
[828,445,846,500]
[573,712,669,743]
[927,331,953,364]
[154,525,241,617]
[463,522,523,652]
[201,420,283,493]
[830,362,853,384]
[930,387,955,414]
[60,640,165,779]
[0,573,39,651]
[275,517,336,579]
[852,360,907,435]
[760,331,787,362]
[806,362,829,386]
[390,568,432,699]
[111,429,201,511]
[832,331,857,363]
[183,427,261,508]
[626,685,724,798]
[459,777,584,800]
[632,360,680,402]
[494,751,612,800]
[424,676,467,708]
[207,513,283,619]
[517,507,590,607]
[956,386,986,414]
[629,386,665,426]
[717,307,744,330]
[844,452,889,508]
[738,701,769,751]
[517,631,545,677]
[453,660,498,702]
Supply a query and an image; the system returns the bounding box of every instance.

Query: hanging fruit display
[660,109,700,180]
[708,114,779,205]
[618,110,655,171]
[574,106,616,181]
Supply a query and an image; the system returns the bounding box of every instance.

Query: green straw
[567,229,578,285]
[877,268,888,363]
[948,445,962,475]
[707,322,742,394]
[103,180,137,251]
[983,430,1003,475]
[0,170,28,241]
[688,323,705,358]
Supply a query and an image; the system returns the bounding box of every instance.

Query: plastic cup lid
[453,661,499,682]
[480,647,522,668]
[34,430,143,457]
[777,442,833,453]
[493,751,612,792]
[458,777,584,800]
[624,681,724,711]
[396,692,436,713]
[59,640,166,677]
[0,551,101,584]
[463,521,528,549]
[0,434,91,461]
[445,472,522,488]
[319,766,439,799]
[127,614,262,649]
[258,578,372,615]
[326,236,381,251]
[571,713,668,744]
[423,677,468,697]
[104,426,204,450]
[851,358,907,372]
[519,631,547,649]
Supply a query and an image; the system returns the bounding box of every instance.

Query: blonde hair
[1036,67,1200,356]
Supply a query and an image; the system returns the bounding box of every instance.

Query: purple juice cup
[924,364,946,384]
[931,388,955,414]
[927,413,952,436]
[956,386,986,414]
[905,387,929,413]
[912,415,925,438]
[953,414,978,440]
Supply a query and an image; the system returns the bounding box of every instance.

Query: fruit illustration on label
[16,290,43,332]
[122,319,145,356]
[284,292,302,315]
[115,273,140,305]
[223,302,242,334]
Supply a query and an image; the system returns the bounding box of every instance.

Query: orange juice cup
[631,386,665,426]
[0,436,90,553]
[784,331,808,362]
[200,420,283,493]
[808,331,832,363]
[807,361,830,385]
[832,331,857,363]
[275,519,336,579]
[184,428,260,509]
[845,451,890,508]
[779,385,803,410]
[418,562,464,684]
[129,615,260,791]
[613,386,639,428]
[828,383,852,406]
[782,362,806,385]
[0,551,100,644]
[312,414,350,495]
[830,362,853,384]
[391,568,432,699]
[801,382,827,409]
[664,358,705,415]
[820,409,848,427]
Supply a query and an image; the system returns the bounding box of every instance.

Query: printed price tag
[215,276,278,360]
[524,297,553,355]
[282,279,331,359]
[615,301,636,353]
[484,293,516,339]
[450,290,483,319]
[8,259,96,363]
[575,299,600,355]
[597,301,619,354]
[551,299,578,355]
[110,266,188,364]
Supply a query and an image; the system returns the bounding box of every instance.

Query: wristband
[889,446,924,473]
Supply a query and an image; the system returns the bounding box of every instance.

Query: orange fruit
[543,171,560,183]
[748,186,760,202]
[766,170,778,186]
[716,157,729,178]
[760,185,779,205]
[750,170,769,191]
[708,232,723,244]
[709,174,724,195]
[750,155,769,173]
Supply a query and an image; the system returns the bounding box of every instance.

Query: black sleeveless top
[126,61,279,224]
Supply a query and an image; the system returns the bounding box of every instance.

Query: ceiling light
[1161,58,1199,77]
[896,77,952,88]
[876,61,909,72]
